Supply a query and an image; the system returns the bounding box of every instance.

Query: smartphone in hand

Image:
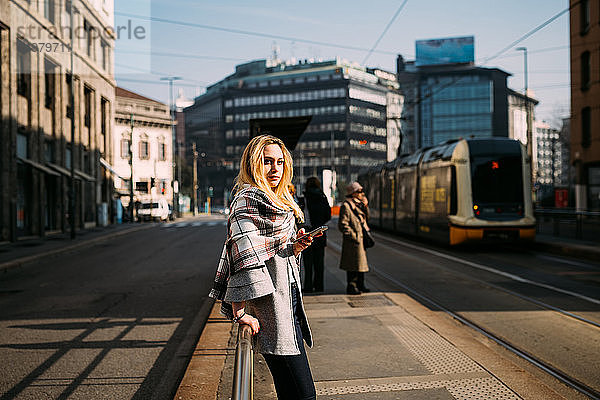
[293,226,328,243]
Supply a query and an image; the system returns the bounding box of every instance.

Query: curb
[173,301,232,400]
[0,224,154,272]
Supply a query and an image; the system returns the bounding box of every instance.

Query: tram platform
[174,250,580,400]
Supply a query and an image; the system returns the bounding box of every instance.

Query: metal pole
[129,113,135,222]
[160,77,182,217]
[517,47,533,187]
[330,130,335,205]
[232,324,253,400]
[69,0,76,239]
[192,142,198,216]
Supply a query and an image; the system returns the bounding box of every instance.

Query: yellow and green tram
[360,138,535,245]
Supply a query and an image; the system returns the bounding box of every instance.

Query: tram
[359,138,535,245]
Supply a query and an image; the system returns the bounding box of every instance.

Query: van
[138,198,170,222]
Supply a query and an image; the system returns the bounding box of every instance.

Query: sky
[114,0,570,126]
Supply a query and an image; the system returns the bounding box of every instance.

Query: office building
[397,37,537,155]
[184,58,403,205]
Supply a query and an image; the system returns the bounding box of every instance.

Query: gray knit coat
[223,246,313,356]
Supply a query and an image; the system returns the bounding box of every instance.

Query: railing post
[232,324,253,400]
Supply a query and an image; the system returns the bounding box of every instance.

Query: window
[66,74,73,119]
[17,39,30,98]
[64,0,72,32]
[100,40,109,71]
[581,51,591,90]
[66,145,72,169]
[44,140,55,163]
[139,138,149,159]
[120,138,130,159]
[44,0,55,24]
[581,0,590,34]
[17,133,28,158]
[100,97,108,137]
[84,19,94,59]
[158,142,166,161]
[84,86,92,128]
[44,58,57,109]
[582,107,591,148]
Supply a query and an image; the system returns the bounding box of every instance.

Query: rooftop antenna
[271,41,280,62]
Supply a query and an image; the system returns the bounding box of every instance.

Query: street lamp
[160,76,182,217]
[68,0,77,239]
[516,47,533,182]
[515,47,528,95]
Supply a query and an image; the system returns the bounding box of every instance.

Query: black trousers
[346,271,367,290]
[303,245,325,292]
[263,283,316,400]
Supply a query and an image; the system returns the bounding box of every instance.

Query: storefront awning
[75,169,96,182]
[99,157,126,180]
[18,157,60,177]
[46,163,73,177]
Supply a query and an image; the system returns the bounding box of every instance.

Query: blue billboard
[415,36,474,66]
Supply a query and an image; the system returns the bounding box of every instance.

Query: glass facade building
[184,58,402,206]
[398,60,511,150]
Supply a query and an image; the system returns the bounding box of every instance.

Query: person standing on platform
[301,177,331,293]
[338,181,371,295]
[209,135,318,400]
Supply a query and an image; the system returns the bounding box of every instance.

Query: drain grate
[347,295,395,308]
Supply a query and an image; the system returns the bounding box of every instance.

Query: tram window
[450,166,457,215]
[471,155,523,204]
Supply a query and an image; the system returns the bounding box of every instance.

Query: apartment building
[0,0,115,241]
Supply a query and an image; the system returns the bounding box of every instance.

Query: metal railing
[232,324,253,400]
[534,208,600,242]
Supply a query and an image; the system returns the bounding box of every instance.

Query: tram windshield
[468,140,524,220]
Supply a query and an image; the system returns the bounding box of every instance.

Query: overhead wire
[115,11,398,56]
[362,0,409,64]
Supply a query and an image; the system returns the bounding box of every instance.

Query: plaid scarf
[208,186,295,318]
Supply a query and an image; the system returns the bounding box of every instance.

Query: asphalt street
[1,217,599,399]
[0,218,227,400]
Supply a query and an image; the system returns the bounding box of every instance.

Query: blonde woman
[209,135,317,400]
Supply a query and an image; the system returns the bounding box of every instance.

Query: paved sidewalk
[174,245,582,400]
[532,233,600,262]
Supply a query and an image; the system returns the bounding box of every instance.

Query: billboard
[416,36,474,66]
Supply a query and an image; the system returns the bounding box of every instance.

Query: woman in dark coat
[338,181,371,295]
[301,177,331,293]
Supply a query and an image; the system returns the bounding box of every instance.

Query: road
[0,218,227,400]
[1,216,599,399]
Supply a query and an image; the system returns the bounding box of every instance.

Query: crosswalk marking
[161,220,227,229]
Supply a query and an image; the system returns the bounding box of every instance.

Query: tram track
[373,233,600,329]
[326,234,600,399]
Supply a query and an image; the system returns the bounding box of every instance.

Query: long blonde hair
[233,135,304,223]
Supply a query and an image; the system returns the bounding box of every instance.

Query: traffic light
[150,177,155,187]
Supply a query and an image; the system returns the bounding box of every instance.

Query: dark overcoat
[338,200,369,272]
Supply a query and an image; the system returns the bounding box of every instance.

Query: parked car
[137,198,170,222]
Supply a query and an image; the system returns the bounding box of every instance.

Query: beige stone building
[0,0,115,241]
[114,87,173,216]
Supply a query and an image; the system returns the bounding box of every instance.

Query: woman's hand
[238,313,260,335]
[232,302,260,335]
[293,228,314,256]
